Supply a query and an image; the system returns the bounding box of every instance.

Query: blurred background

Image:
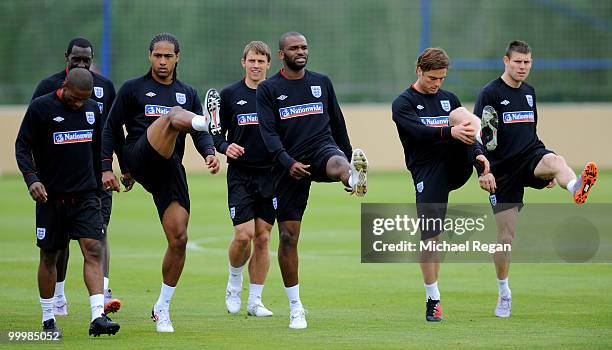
[0,0,610,173]
[1,0,611,104]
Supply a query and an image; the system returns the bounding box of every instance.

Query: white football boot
[205,89,222,136]
[151,307,174,332]
[349,148,368,197]
[247,302,274,317]
[53,296,68,316]
[289,308,308,329]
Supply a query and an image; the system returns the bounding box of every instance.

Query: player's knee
[167,106,187,126]
[232,234,251,251]
[449,106,467,118]
[40,250,59,268]
[278,230,298,248]
[234,225,254,243]
[253,231,270,249]
[498,229,515,245]
[449,107,467,124]
[83,240,103,262]
[327,156,349,179]
[169,229,188,251]
[542,154,565,171]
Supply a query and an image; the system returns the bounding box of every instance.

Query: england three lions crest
[310,85,322,98]
[176,93,186,105]
[94,86,104,98]
[440,100,451,112]
[85,111,95,125]
[525,95,533,107]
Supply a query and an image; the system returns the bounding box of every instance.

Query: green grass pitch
[0,170,610,349]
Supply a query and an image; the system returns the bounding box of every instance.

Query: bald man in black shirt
[31,36,119,317]
[16,68,120,337]
[257,31,368,329]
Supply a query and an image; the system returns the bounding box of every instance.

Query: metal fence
[1,0,611,104]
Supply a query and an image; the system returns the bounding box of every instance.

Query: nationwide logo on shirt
[502,111,535,124]
[237,113,258,125]
[279,102,324,120]
[145,104,172,117]
[420,116,449,127]
[53,129,93,144]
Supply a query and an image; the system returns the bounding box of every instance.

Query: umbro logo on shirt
[417,105,424,110]
[236,100,247,105]
[53,116,64,122]
[277,95,288,100]
[145,92,156,97]
[501,100,510,105]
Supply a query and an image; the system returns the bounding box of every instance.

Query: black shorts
[274,144,346,222]
[227,164,275,226]
[410,143,473,240]
[490,147,554,214]
[36,191,103,251]
[125,134,190,220]
[98,189,112,227]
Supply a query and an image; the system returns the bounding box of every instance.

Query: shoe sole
[89,324,120,337]
[351,149,368,197]
[156,328,174,333]
[205,89,221,135]
[574,162,598,204]
[247,310,274,317]
[289,325,307,329]
[482,105,498,152]
[104,299,121,314]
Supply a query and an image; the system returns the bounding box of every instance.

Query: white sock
[227,264,244,291]
[566,177,578,194]
[103,277,109,292]
[191,115,209,132]
[40,297,55,322]
[424,281,441,301]
[248,284,264,305]
[285,284,303,311]
[155,283,176,311]
[54,281,65,300]
[497,278,511,298]
[89,294,104,321]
